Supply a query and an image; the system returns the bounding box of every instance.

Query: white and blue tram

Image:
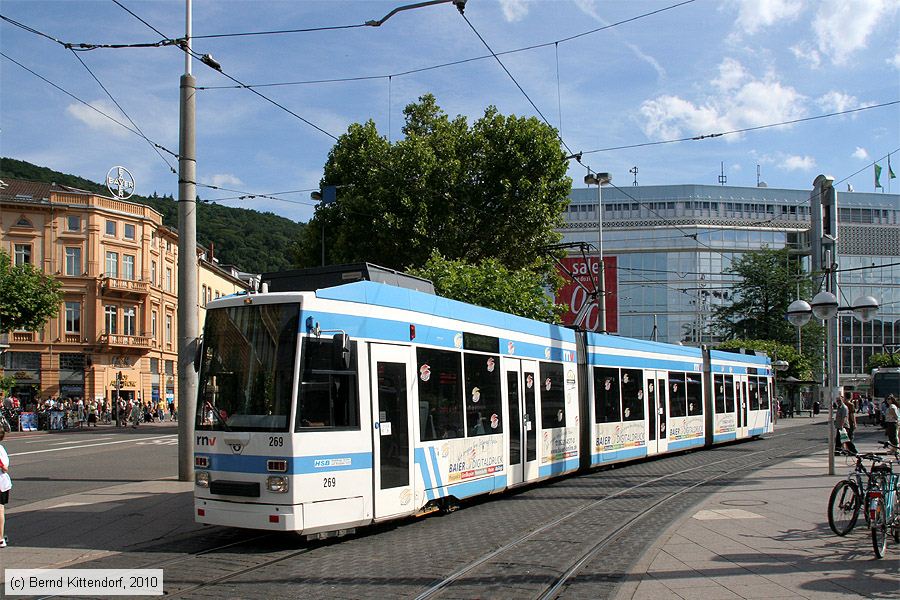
[193,270,774,536]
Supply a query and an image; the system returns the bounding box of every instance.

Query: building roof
[0,178,94,202]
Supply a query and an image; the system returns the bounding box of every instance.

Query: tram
[193,265,774,537]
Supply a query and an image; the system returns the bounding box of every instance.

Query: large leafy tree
[712,247,823,376]
[410,252,565,323]
[712,248,815,343]
[0,249,63,332]
[293,95,572,316]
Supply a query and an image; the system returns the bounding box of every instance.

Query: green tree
[715,339,813,381]
[0,249,63,332]
[409,252,565,323]
[867,352,900,371]
[712,248,817,345]
[293,94,572,277]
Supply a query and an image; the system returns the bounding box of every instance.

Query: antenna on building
[756,163,767,188]
[718,162,727,186]
[629,166,639,186]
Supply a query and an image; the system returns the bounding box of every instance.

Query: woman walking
[0,429,11,547]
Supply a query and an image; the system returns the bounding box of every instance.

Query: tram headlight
[266,475,289,493]
[195,471,210,488]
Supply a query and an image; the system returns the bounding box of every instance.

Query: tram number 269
[268,436,284,447]
[323,477,336,488]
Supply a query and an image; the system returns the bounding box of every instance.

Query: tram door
[646,371,668,455]
[735,375,749,438]
[370,344,415,520]
[505,358,540,484]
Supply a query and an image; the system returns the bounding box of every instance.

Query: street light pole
[584,172,611,333]
[177,0,199,482]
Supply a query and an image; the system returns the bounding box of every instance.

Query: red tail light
[269,515,280,523]
[197,508,206,517]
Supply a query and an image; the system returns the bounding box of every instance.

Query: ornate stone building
[0,178,248,407]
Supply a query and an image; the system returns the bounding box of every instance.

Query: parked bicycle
[868,442,900,558]
[828,449,884,536]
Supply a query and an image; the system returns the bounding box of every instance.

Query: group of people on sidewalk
[1,394,176,432]
[836,393,899,456]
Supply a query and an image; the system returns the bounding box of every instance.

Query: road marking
[48,437,116,446]
[693,508,764,520]
[25,435,112,444]
[136,439,178,445]
[9,435,177,457]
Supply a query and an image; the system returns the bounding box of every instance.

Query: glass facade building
[557,183,899,386]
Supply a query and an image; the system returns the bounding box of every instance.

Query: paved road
[2,418,853,598]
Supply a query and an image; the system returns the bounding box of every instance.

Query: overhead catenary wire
[68,48,177,174]
[0,51,179,159]
[196,0,696,90]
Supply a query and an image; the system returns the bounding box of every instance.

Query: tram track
[415,437,821,600]
[34,425,828,599]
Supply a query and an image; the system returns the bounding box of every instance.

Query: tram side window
[540,362,566,428]
[296,337,360,430]
[714,374,726,413]
[668,372,687,418]
[593,367,621,423]
[621,368,645,421]
[724,375,735,412]
[749,378,760,410]
[417,348,464,441]
[759,377,770,410]
[687,374,703,415]
[464,353,502,436]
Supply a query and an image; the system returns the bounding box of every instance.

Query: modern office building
[556,182,899,387]
[0,178,249,407]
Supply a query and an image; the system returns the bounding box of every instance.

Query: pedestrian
[844,396,857,442]
[130,400,141,429]
[835,395,853,454]
[0,428,11,548]
[885,394,899,458]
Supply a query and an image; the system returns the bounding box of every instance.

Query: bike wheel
[871,497,888,559]
[828,480,860,536]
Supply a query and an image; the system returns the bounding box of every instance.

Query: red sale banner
[555,256,618,333]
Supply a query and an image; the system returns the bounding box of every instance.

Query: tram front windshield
[197,303,299,432]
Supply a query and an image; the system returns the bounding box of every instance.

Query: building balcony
[101,277,151,298]
[12,332,35,343]
[98,333,152,350]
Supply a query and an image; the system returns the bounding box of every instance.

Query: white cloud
[781,155,816,171]
[734,0,804,34]
[203,174,244,189]
[790,43,821,68]
[852,147,869,160]
[574,0,665,78]
[640,59,806,140]
[812,0,896,65]
[816,91,859,113]
[66,100,131,139]
[712,58,749,92]
[499,0,530,22]
[890,51,900,69]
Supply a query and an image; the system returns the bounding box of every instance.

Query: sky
[1,0,898,223]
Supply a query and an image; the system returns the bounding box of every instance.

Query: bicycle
[866,442,900,558]
[827,450,884,536]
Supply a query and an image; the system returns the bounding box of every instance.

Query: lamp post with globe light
[787,292,879,474]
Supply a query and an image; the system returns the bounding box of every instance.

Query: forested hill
[1,158,305,274]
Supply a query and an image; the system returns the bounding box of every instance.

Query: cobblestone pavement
[35,420,843,599]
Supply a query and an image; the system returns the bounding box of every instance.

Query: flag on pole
[890,155,896,179]
[875,163,882,188]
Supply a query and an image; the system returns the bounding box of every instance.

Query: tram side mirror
[193,336,204,373]
[333,333,352,369]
